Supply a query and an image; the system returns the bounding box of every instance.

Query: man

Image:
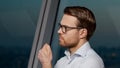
[38,6,104,68]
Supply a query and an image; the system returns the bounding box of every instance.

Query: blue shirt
[54,42,104,68]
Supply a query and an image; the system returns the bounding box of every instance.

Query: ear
[79,28,87,39]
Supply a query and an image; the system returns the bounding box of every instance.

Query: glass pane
[51,0,120,68]
[0,0,42,68]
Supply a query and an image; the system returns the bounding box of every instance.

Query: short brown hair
[64,6,96,40]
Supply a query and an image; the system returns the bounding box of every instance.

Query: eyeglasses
[58,23,83,33]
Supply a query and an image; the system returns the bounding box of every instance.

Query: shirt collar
[64,42,91,58]
[75,42,91,57]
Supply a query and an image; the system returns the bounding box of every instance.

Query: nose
[57,27,62,34]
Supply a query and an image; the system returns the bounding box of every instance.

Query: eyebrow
[59,23,83,29]
[59,23,76,27]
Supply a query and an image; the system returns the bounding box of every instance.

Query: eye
[58,23,62,28]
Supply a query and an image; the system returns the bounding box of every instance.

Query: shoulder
[81,49,104,68]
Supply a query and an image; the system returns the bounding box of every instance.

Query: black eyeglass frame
[58,23,83,33]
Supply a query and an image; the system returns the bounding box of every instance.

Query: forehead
[61,14,78,26]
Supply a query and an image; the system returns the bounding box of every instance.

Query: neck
[69,40,87,55]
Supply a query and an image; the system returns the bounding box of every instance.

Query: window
[0,0,42,68]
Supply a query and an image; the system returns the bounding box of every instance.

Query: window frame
[28,0,60,68]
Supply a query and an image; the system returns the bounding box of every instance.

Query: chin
[59,42,65,47]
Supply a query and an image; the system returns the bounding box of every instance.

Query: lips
[59,37,62,40]
[59,36,63,41]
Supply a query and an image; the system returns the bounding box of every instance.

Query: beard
[59,38,79,49]
[58,34,80,49]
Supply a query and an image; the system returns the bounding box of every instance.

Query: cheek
[65,32,79,42]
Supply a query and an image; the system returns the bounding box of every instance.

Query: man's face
[58,14,80,48]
